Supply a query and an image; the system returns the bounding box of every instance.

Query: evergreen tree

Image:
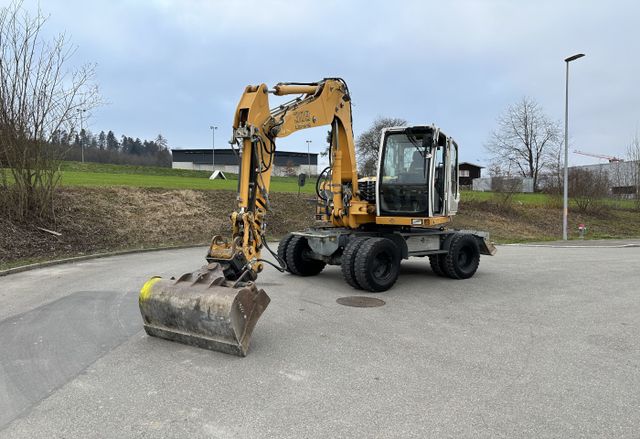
[120,135,131,153]
[106,130,119,151]
[143,140,156,155]
[98,131,106,150]
[131,137,143,155]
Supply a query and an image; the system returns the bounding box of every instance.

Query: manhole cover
[336,296,386,308]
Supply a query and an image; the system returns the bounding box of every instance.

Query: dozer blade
[138,263,270,357]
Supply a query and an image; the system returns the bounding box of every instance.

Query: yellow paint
[208,78,458,279]
[210,79,359,275]
[139,277,161,302]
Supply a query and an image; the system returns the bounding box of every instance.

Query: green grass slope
[57,161,315,193]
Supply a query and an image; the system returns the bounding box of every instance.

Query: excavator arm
[206,78,361,282]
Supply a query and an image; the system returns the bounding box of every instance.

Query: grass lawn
[57,162,315,193]
[59,161,216,178]
[461,190,550,205]
[9,162,640,203]
[460,190,637,209]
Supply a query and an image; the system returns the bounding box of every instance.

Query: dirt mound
[2,187,639,268]
[451,199,640,242]
[0,187,316,266]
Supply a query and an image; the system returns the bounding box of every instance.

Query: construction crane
[573,150,624,163]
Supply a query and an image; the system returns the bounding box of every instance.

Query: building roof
[459,162,485,168]
[171,148,318,166]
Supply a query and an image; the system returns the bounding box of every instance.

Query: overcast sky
[19,0,640,167]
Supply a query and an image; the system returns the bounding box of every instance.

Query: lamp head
[565,53,585,63]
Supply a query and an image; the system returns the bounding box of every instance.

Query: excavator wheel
[340,237,369,289]
[354,237,401,292]
[285,235,326,276]
[277,233,295,273]
[443,233,480,279]
[428,254,447,277]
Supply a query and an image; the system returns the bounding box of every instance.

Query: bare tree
[491,176,522,210]
[0,1,99,221]
[487,162,504,177]
[569,168,609,213]
[486,97,561,191]
[356,116,406,175]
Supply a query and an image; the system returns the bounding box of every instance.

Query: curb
[0,244,208,277]
[502,243,640,249]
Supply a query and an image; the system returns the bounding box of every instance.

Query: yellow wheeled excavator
[138,78,496,356]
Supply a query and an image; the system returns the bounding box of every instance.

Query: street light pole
[210,125,218,171]
[77,108,86,163]
[563,53,585,240]
[306,140,312,175]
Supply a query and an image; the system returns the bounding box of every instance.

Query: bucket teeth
[139,263,270,356]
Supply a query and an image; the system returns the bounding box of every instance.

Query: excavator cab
[377,126,459,218]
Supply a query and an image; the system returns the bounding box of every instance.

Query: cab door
[376,128,433,217]
[447,139,460,214]
[431,137,446,216]
[431,135,459,216]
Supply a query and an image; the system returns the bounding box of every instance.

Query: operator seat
[400,150,424,184]
[409,150,424,175]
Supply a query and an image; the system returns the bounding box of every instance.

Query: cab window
[379,131,432,216]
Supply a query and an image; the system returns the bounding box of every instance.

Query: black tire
[277,233,295,273]
[285,235,326,276]
[340,237,369,289]
[354,237,401,292]
[428,254,447,277]
[443,234,480,279]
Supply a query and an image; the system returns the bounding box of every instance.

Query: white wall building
[569,161,639,196]
[172,148,318,176]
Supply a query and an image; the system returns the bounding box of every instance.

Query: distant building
[570,161,639,197]
[171,148,318,176]
[459,162,484,187]
[472,176,535,193]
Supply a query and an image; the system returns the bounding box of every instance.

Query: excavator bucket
[138,263,270,356]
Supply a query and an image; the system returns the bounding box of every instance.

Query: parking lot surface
[1,244,639,438]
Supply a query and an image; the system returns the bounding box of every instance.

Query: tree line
[52,129,172,167]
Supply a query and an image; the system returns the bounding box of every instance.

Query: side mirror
[298,173,307,187]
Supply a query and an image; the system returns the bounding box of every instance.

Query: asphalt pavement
[0,243,639,438]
